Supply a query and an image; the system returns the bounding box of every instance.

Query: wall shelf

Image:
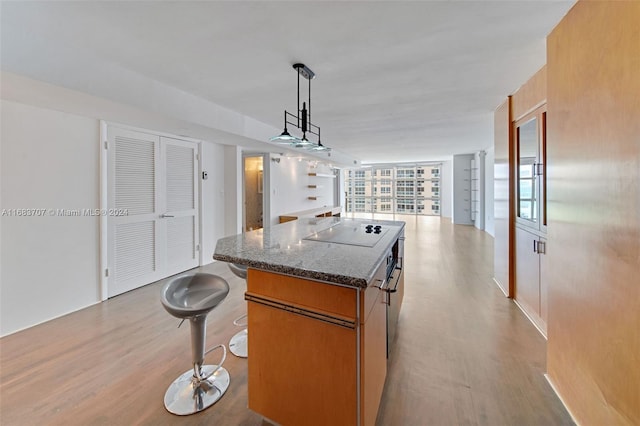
[308,173,335,178]
[279,206,342,223]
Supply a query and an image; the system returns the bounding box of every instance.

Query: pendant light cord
[308,76,311,124]
[297,68,300,128]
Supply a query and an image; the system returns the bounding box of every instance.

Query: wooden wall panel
[546,1,640,425]
[493,98,513,296]
[512,65,547,121]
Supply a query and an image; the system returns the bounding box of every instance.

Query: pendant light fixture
[270,63,331,152]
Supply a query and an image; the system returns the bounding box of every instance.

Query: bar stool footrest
[232,313,248,327]
[229,329,248,358]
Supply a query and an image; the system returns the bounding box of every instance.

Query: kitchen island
[214,217,405,426]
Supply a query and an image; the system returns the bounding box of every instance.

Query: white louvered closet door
[162,137,199,277]
[106,128,199,298]
[107,128,163,297]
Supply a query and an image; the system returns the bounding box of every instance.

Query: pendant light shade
[270,63,330,152]
[270,127,299,144]
[296,136,313,147]
[311,140,331,151]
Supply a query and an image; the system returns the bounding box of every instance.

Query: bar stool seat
[161,273,230,416]
[228,263,248,358]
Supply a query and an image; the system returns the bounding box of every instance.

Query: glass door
[515,107,546,231]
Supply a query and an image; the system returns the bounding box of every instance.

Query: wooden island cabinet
[246,265,400,426]
[214,217,405,425]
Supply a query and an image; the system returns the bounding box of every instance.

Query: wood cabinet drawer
[248,269,357,320]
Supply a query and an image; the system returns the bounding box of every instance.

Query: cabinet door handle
[533,240,538,253]
[376,279,388,290]
[538,241,546,254]
[160,214,175,218]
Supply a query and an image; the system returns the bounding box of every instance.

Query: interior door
[162,137,199,276]
[107,128,163,297]
[106,127,199,297]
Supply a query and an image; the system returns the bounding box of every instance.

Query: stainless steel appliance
[384,231,404,357]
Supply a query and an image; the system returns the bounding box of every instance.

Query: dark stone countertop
[213,217,405,288]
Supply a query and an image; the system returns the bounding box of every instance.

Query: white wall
[200,141,226,264]
[268,156,335,225]
[0,101,228,337]
[223,145,242,237]
[440,159,453,219]
[1,100,101,335]
[484,146,495,237]
[0,73,346,336]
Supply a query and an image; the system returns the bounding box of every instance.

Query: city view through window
[344,164,441,216]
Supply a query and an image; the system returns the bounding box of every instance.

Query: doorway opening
[243,155,264,232]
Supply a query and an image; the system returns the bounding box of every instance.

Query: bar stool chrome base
[161,273,231,416]
[227,264,249,359]
[164,365,230,416]
[229,329,248,358]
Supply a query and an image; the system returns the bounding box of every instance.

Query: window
[515,109,546,230]
[344,163,441,216]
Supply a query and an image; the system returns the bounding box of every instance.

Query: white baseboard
[492,277,509,297]
[512,298,547,340]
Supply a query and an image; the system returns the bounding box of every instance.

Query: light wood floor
[0,216,572,425]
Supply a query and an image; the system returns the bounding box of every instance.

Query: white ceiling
[0,1,574,164]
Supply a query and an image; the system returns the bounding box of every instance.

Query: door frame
[99,121,203,301]
[242,153,269,232]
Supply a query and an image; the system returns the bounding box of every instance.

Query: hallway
[0,216,572,425]
[376,216,571,424]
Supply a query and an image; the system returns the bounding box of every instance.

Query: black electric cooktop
[303,223,389,247]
